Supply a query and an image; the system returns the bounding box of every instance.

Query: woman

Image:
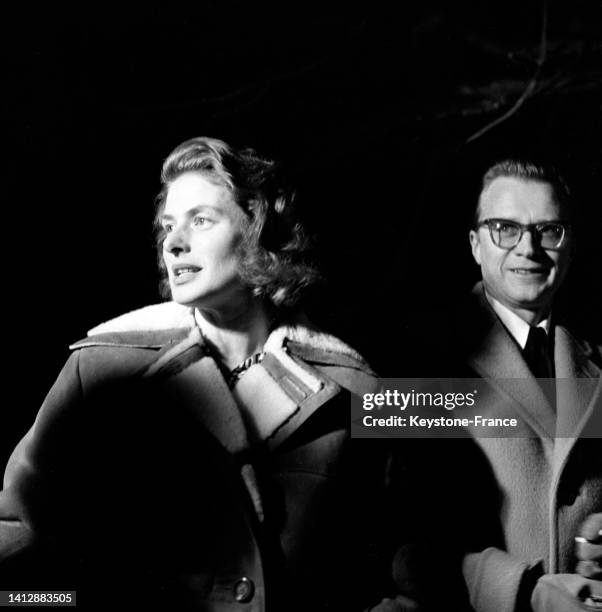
[0,138,413,611]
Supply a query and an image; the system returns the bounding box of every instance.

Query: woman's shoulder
[66,303,195,381]
[72,302,194,346]
[268,315,377,396]
[276,322,373,371]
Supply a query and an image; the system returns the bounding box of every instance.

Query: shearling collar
[73,302,376,439]
[87,302,196,336]
[80,301,370,370]
[81,302,374,453]
[68,302,377,523]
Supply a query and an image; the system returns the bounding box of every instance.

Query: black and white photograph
[2,3,601,610]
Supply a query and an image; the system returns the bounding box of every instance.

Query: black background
[3,2,601,459]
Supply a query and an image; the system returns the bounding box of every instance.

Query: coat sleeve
[0,352,83,563]
[462,548,544,612]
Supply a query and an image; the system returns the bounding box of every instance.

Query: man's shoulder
[400,284,493,373]
[404,283,602,376]
[555,318,602,372]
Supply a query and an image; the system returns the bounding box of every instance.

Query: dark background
[3,2,601,459]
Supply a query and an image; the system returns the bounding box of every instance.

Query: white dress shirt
[485,293,550,349]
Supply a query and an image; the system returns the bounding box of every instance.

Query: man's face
[469,177,572,318]
[161,172,249,311]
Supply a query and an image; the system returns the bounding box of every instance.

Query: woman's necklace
[227,352,265,388]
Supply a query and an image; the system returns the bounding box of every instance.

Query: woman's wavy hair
[154,136,320,308]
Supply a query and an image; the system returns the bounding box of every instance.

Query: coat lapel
[88,303,371,476]
[467,315,556,440]
[140,320,349,454]
[554,325,601,437]
[233,342,341,451]
[546,326,601,572]
[551,326,602,487]
[143,326,250,456]
[78,302,371,527]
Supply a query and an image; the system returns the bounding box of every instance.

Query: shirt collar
[485,293,551,349]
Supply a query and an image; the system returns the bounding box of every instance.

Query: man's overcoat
[398,283,602,612]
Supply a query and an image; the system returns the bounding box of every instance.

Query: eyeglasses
[477,218,570,250]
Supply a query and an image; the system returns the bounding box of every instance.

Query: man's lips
[508,267,549,275]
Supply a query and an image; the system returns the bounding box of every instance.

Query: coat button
[233,577,254,603]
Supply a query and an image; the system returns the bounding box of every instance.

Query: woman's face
[160,172,249,311]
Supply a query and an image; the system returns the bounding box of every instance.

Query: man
[399,160,601,611]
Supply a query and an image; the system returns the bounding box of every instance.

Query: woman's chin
[169,286,203,307]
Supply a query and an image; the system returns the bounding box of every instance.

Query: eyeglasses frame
[476,218,571,251]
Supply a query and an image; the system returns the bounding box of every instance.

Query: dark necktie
[522,326,553,379]
[523,326,556,410]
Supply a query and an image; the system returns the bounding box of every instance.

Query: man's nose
[163,226,191,254]
[514,228,537,256]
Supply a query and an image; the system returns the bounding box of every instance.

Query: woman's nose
[163,226,190,254]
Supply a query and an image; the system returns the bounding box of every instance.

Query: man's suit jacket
[398,283,602,612]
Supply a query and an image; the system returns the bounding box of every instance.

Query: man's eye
[496,222,519,234]
[539,224,563,238]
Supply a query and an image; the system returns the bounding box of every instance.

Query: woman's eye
[193,216,210,226]
[163,224,174,233]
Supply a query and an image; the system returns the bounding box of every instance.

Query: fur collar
[86,301,367,365]
[88,302,196,336]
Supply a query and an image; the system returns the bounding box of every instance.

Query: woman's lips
[171,265,202,284]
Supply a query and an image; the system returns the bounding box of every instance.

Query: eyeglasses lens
[492,221,564,248]
[538,224,564,248]
[495,223,520,247]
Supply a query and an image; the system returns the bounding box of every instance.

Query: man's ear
[469,230,482,265]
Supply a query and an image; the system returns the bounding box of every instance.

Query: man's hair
[474,159,572,226]
[154,136,319,308]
